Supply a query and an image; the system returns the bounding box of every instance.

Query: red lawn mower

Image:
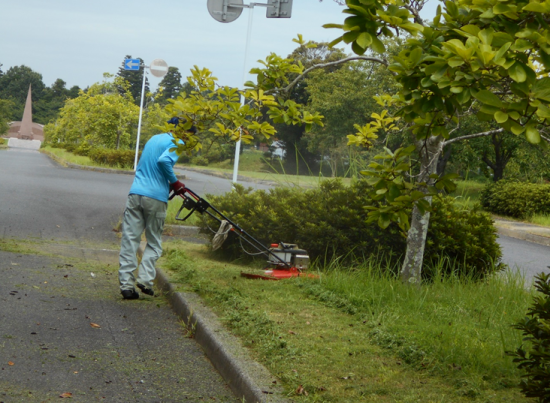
[170,187,315,280]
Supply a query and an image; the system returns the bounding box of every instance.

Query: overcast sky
[1,0,439,91]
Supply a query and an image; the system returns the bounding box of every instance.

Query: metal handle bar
[171,188,291,268]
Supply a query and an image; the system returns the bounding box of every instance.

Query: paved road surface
[0,148,241,401]
[0,249,237,402]
[499,234,550,286]
[0,148,269,242]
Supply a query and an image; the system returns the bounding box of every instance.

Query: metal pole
[133,63,147,171]
[232,5,255,184]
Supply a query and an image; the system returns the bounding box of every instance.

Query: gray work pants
[119,194,167,291]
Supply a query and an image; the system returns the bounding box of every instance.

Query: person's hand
[170,180,186,196]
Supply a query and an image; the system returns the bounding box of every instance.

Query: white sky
[1,0,439,91]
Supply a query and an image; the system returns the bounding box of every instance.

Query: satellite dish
[149,59,168,78]
[207,0,243,23]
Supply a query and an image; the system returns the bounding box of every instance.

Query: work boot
[137,283,155,296]
[121,289,139,300]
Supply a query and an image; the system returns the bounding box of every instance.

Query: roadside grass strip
[160,240,533,402]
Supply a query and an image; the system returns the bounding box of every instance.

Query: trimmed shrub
[507,272,550,401]
[195,180,501,278]
[88,148,137,168]
[480,181,550,218]
[190,156,209,166]
[177,153,190,164]
[74,142,92,157]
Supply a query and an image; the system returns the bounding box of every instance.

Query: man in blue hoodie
[118,118,194,299]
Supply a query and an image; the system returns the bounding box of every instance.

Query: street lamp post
[125,58,169,171]
[206,0,293,184]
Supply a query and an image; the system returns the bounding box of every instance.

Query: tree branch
[443,128,504,146]
[540,132,550,144]
[271,56,389,95]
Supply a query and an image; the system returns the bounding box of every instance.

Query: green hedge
[88,148,137,168]
[195,180,502,279]
[480,181,550,218]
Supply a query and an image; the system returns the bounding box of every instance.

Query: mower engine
[267,242,309,270]
[241,242,315,280]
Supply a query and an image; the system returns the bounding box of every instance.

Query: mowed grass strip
[159,240,532,402]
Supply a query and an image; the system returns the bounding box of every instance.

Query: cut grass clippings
[159,240,533,402]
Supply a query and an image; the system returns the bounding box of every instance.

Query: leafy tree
[305,57,397,176]
[45,74,139,150]
[156,66,183,103]
[116,55,149,105]
[0,65,46,122]
[34,78,80,123]
[0,98,15,135]
[138,94,171,145]
[67,85,80,99]
[272,39,348,174]
[164,56,323,160]
[0,66,78,124]
[504,141,550,181]
[324,0,550,284]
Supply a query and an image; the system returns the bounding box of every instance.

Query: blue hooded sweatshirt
[129,132,182,203]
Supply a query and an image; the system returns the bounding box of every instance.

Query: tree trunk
[400,135,444,285]
[436,143,452,176]
[116,130,121,150]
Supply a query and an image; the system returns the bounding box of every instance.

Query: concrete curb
[153,267,288,403]
[139,239,289,402]
[496,226,550,247]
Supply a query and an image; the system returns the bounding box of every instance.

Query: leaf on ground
[8,361,14,366]
[90,323,101,328]
[295,385,308,396]
[59,392,73,398]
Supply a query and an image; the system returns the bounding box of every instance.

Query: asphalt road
[0,249,237,402]
[498,234,550,286]
[0,148,248,402]
[0,148,270,242]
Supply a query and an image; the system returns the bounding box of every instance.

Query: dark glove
[170,180,186,196]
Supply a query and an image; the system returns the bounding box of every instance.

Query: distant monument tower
[18,84,34,140]
[4,84,44,149]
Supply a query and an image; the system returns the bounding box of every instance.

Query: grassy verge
[177,150,350,188]
[159,240,532,402]
[450,180,487,208]
[526,213,550,227]
[41,145,134,170]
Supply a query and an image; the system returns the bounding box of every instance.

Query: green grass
[166,197,202,226]
[450,180,487,208]
[178,149,350,188]
[41,146,133,170]
[159,240,533,402]
[527,213,550,227]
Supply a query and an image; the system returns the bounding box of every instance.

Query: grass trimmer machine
[170,187,314,280]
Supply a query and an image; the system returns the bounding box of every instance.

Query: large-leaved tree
[324,0,550,283]
[45,75,139,150]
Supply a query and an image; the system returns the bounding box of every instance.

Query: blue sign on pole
[124,59,141,71]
